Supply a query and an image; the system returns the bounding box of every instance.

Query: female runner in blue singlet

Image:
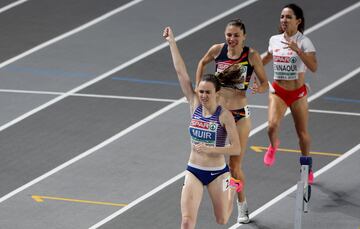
[163,26,242,229]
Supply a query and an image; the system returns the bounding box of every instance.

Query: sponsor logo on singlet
[273,56,297,63]
[216,61,233,72]
[189,119,218,146]
[273,55,298,80]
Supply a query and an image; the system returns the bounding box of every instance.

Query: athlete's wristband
[296,48,302,55]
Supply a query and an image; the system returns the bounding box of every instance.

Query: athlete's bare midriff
[218,88,248,110]
[188,150,226,168]
[275,72,306,90]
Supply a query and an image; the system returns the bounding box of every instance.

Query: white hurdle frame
[294,165,309,229]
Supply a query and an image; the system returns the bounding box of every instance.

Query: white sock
[237,199,247,207]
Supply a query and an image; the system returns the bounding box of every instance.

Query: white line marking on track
[0,0,258,134]
[0,1,153,133]
[248,104,268,109]
[0,0,259,219]
[0,0,143,70]
[228,66,360,229]
[308,66,360,103]
[305,1,360,34]
[250,105,360,117]
[0,0,262,204]
[0,89,178,102]
[0,88,63,96]
[0,97,186,204]
[86,65,360,229]
[72,93,178,103]
[2,89,360,112]
[86,2,360,228]
[88,171,187,229]
[0,0,357,227]
[309,109,360,117]
[228,2,360,227]
[0,0,29,14]
[174,0,259,41]
[228,143,360,229]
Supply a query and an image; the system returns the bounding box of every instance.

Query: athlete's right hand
[194,143,210,154]
[163,26,174,42]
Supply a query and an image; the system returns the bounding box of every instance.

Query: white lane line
[228,143,360,229]
[305,1,360,34]
[248,66,359,136]
[0,97,186,204]
[309,109,360,117]
[313,143,360,177]
[0,89,179,103]
[87,7,360,229]
[248,104,268,109]
[87,66,360,229]
[89,2,360,226]
[0,0,355,224]
[2,88,360,113]
[174,0,258,41]
[88,171,187,229]
[228,1,360,227]
[0,88,63,96]
[228,67,360,228]
[0,0,261,204]
[308,66,360,102]
[72,93,178,103]
[0,0,143,70]
[0,2,149,133]
[0,0,259,218]
[249,105,360,117]
[0,0,258,134]
[0,0,29,14]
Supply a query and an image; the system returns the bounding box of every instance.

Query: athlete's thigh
[207,173,233,216]
[290,96,309,132]
[181,171,204,218]
[268,93,288,124]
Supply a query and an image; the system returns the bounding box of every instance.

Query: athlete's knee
[215,215,230,225]
[215,206,233,225]
[181,216,195,229]
[267,120,279,134]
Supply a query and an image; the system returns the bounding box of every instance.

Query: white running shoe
[237,200,250,224]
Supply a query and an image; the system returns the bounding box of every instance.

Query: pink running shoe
[308,169,314,184]
[229,177,243,193]
[264,141,279,167]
